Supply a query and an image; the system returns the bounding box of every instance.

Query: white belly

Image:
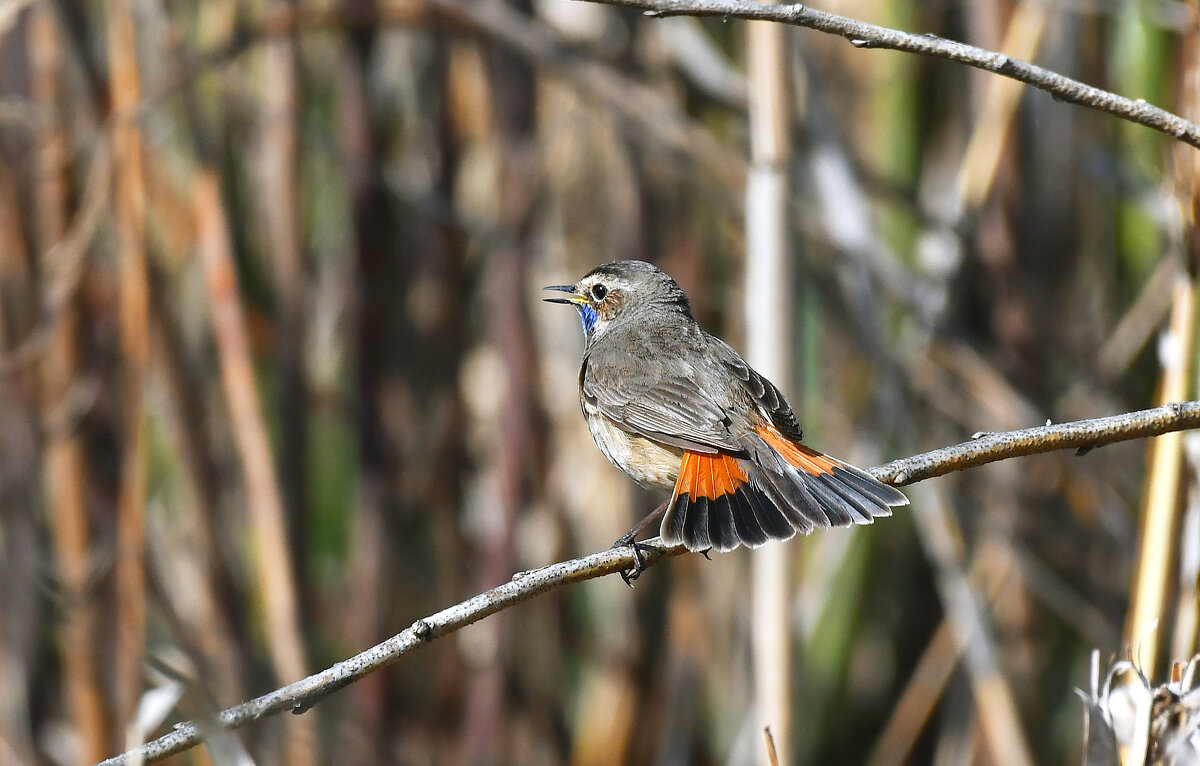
[583,401,682,489]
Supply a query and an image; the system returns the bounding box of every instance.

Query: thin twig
[575,0,1200,150]
[763,726,781,766]
[95,401,1200,765]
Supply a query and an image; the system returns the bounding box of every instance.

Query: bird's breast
[582,400,682,489]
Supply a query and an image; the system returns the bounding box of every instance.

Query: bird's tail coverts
[661,428,908,553]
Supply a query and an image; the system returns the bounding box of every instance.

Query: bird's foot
[612,535,658,587]
[612,499,672,586]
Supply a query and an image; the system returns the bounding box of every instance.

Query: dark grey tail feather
[663,484,794,552]
[745,455,906,538]
[708,494,741,551]
[799,470,859,526]
[772,459,904,530]
[817,473,878,524]
[752,469,818,533]
[663,493,743,552]
[664,493,709,550]
[729,490,770,547]
[830,462,908,509]
[661,493,688,544]
[743,482,796,539]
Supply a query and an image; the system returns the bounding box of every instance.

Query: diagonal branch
[575,0,1200,151]
[95,401,1200,766]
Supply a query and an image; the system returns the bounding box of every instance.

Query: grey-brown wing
[581,346,743,454]
[710,339,804,442]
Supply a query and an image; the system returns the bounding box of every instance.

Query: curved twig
[96,401,1200,765]
[575,0,1200,150]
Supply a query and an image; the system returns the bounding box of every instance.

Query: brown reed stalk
[194,168,315,765]
[1125,275,1193,677]
[1169,4,1200,666]
[954,0,1047,212]
[909,484,1036,766]
[106,0,151,743]
[31,6,108,761]
[261,0,309,598]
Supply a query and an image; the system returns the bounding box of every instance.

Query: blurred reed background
[0,0,1197,764]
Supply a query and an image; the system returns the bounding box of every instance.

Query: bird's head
[543,260,691,341]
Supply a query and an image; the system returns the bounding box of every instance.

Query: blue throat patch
[578,305,598,336]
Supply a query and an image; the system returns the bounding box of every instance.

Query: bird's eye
[591,283,608,301]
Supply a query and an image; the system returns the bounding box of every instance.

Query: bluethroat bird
[545,260,907,577]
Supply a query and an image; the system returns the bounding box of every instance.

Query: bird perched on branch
[544,260,907,578]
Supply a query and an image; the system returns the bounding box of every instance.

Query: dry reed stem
[106,0,151,741]
[194,169,315,762]
[260,1,309,602]
[954,0,1047,210]
[746,7,793,763]
[31,6,108,760]
[41,337,108,758]
[254,27,316,763]
[911,485,1034,766]
[96,402,1200,766]
[863,617,959,766]
[1170,12,1200,666]
[863,549,1015,766]
[1125,277,1194,679]
[1097,256,1183,381]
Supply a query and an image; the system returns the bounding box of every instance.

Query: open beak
[542,285,588,305]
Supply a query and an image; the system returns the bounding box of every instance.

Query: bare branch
[873,401,1200,484]
[96,546,666,766]
[575,0,1200,150]
[95,401,1200,766]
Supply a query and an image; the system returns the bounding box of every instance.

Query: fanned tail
[660,428,908,553]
